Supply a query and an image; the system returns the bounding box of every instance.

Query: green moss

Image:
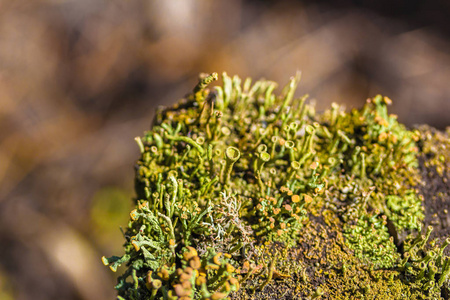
[103,72,450,299]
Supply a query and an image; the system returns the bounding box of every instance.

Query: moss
[103,72,450,299]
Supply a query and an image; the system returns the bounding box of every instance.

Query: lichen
[419,126,450,177]
[103,72,450,299]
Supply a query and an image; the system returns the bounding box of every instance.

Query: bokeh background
[0,0,449,299]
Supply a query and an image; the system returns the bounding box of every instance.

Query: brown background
[0,0,449,299]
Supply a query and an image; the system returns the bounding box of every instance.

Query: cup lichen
[103,72,450,299]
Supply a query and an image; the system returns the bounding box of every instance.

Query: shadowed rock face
[102,73,450,299]
[417,127,450,245]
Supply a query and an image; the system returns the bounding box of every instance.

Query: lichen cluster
[103,72,450,299]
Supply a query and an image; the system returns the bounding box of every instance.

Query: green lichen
[103,72,450,299]
[344,209,399,269]
[419,126,450,177]
[385,190,423,231]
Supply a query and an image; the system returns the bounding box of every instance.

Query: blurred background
[0,0,449,299]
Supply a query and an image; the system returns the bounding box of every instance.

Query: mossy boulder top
[103,72,450,300]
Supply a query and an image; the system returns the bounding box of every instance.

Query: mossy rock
[102,72,450,300]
